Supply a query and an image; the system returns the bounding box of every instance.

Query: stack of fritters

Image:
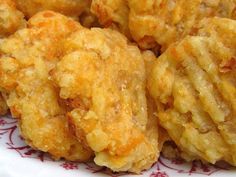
[91,0,236,166]
[0,0,235,174]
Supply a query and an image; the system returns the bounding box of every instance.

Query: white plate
[0,116,235,177]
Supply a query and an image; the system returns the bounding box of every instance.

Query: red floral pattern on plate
[60,162,79,170]
[0,116,230,177]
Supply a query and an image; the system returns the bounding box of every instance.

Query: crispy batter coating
[0,0,25,37]
[91,0,130,37]
[14,0,99,28]
[0,0,26,115]
[0,11,92,161]
[14,0,90,19]
[148,17,236,165]
[52,27,159,173]
[92,0,236,50]
[129,0,236,50]
[142,50,170,152]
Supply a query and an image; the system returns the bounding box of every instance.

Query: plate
[0,115,235,177]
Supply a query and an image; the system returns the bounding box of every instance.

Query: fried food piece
[129,0,236,51]
[0,0,25,115]
[0,11,92,161]
[14,0,90,19]
[92,0,236,50]
[91,0,130,37]
[52,27,159,173]
[0,0,25,37]
[148,17,236,165]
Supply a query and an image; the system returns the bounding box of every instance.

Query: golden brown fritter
[92,0,236,51]
[0,0,25,37]
[129,0,236,51]
[14,0,99,28]
[14,0,90,19]
[0,0,26,115]
[148,17,236,165]
[0,11,92,161]
[91,0,130,37]
[52,27,159,173]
